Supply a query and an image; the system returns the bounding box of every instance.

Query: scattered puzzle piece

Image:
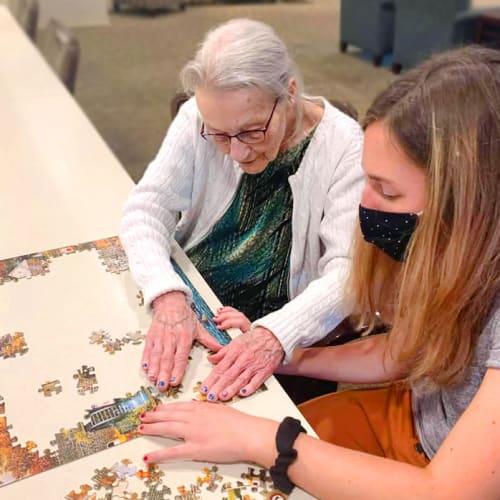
[0,332,29,359]
[73,365,98,395]
[38,380,63,397]
[92,466,119,490]
[64,484,93,500]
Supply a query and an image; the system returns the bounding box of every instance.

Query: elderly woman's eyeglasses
[200,98,279,146]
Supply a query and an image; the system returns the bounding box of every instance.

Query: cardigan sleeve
[253,121,364,361]
[119,100,199,309]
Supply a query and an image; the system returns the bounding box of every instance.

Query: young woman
[137,46,500,499]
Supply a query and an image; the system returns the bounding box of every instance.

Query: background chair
[9,0,38,41]
[339,0,395,66]
[39,19,80,94]
[391,0,470,73]
[453,6,500,47]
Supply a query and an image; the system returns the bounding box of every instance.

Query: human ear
[287,78,297,105]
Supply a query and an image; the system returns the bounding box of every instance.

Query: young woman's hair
[180,18,305,139]
[349,46,500,387]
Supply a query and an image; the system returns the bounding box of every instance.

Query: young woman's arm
[140,368,500,500]
[276,333,405,384]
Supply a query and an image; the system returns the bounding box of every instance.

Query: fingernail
[157,380,166,388]
[153,407,157,412]
[201,385,208,394]
[148,374,156,381]
[143,455,148,462]
[221,391,228,398]
[139,425,144,430]
[140,412,146,418]
[207,393,216,401]
[142,363,148,370]
[169,376,176,383]
[240,388,247,395]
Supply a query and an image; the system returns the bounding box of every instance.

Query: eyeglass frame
[200,97,280,146]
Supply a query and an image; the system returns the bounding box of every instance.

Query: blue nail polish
[201,385,208,393]
[142,363,148,369]
[241,388,247,395]
[157,380,166,388]
[207,393,216,401]
[169,376,176,383]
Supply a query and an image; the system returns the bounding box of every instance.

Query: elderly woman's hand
[143,291,222,390]
[200,327,284,401]
[138,401,278,465]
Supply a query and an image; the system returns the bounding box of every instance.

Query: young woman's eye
[382,192,400,199]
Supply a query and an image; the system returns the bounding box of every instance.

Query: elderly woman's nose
[229,138,251,161]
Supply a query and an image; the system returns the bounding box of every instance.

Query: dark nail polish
[169,376,176,383]
[139,425,144,430]
[201,385,208,393]
[208,393,216,401]
[143,455,148,462]
[140,412,146,418]
[158,380,166,388]
[241,388,247,395]
[142,363,148,369]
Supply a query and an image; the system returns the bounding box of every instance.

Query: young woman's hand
[139,401,278,465]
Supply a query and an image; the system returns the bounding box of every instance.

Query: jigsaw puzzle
[0,236,288,498]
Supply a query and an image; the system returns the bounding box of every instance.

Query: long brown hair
[349,46,500,387]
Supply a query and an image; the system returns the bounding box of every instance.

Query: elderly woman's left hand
[200,327,284,401]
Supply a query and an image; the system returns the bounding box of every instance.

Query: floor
[72,0,394,182]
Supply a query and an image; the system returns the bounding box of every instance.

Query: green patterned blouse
[186,131,314,321]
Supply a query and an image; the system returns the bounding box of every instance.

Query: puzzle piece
[73,365,98,395]
[89,329,110,345]
[136,291,144,307]
[123,331,145,345]
[136,464,164,486]
[197,465,223,492]
[103,338,124,355]
[0,332,29,359]
[142,483,172,499]
[111,478,129,497]
[65,484,93,500]
[112,459,138,479]
[38,380,62,397]
[92,467,119,490]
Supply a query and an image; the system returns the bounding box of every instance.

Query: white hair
[181,18,304,104]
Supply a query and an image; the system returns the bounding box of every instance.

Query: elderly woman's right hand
[143,291,222,391]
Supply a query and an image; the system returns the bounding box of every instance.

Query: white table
[0,7,316,498]
[0,5,130,259]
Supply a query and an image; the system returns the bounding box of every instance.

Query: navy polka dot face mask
[359,205,419,261]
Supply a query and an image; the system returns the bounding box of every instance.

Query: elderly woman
[120,18,363,402]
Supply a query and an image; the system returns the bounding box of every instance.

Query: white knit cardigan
[120,97,364,360]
